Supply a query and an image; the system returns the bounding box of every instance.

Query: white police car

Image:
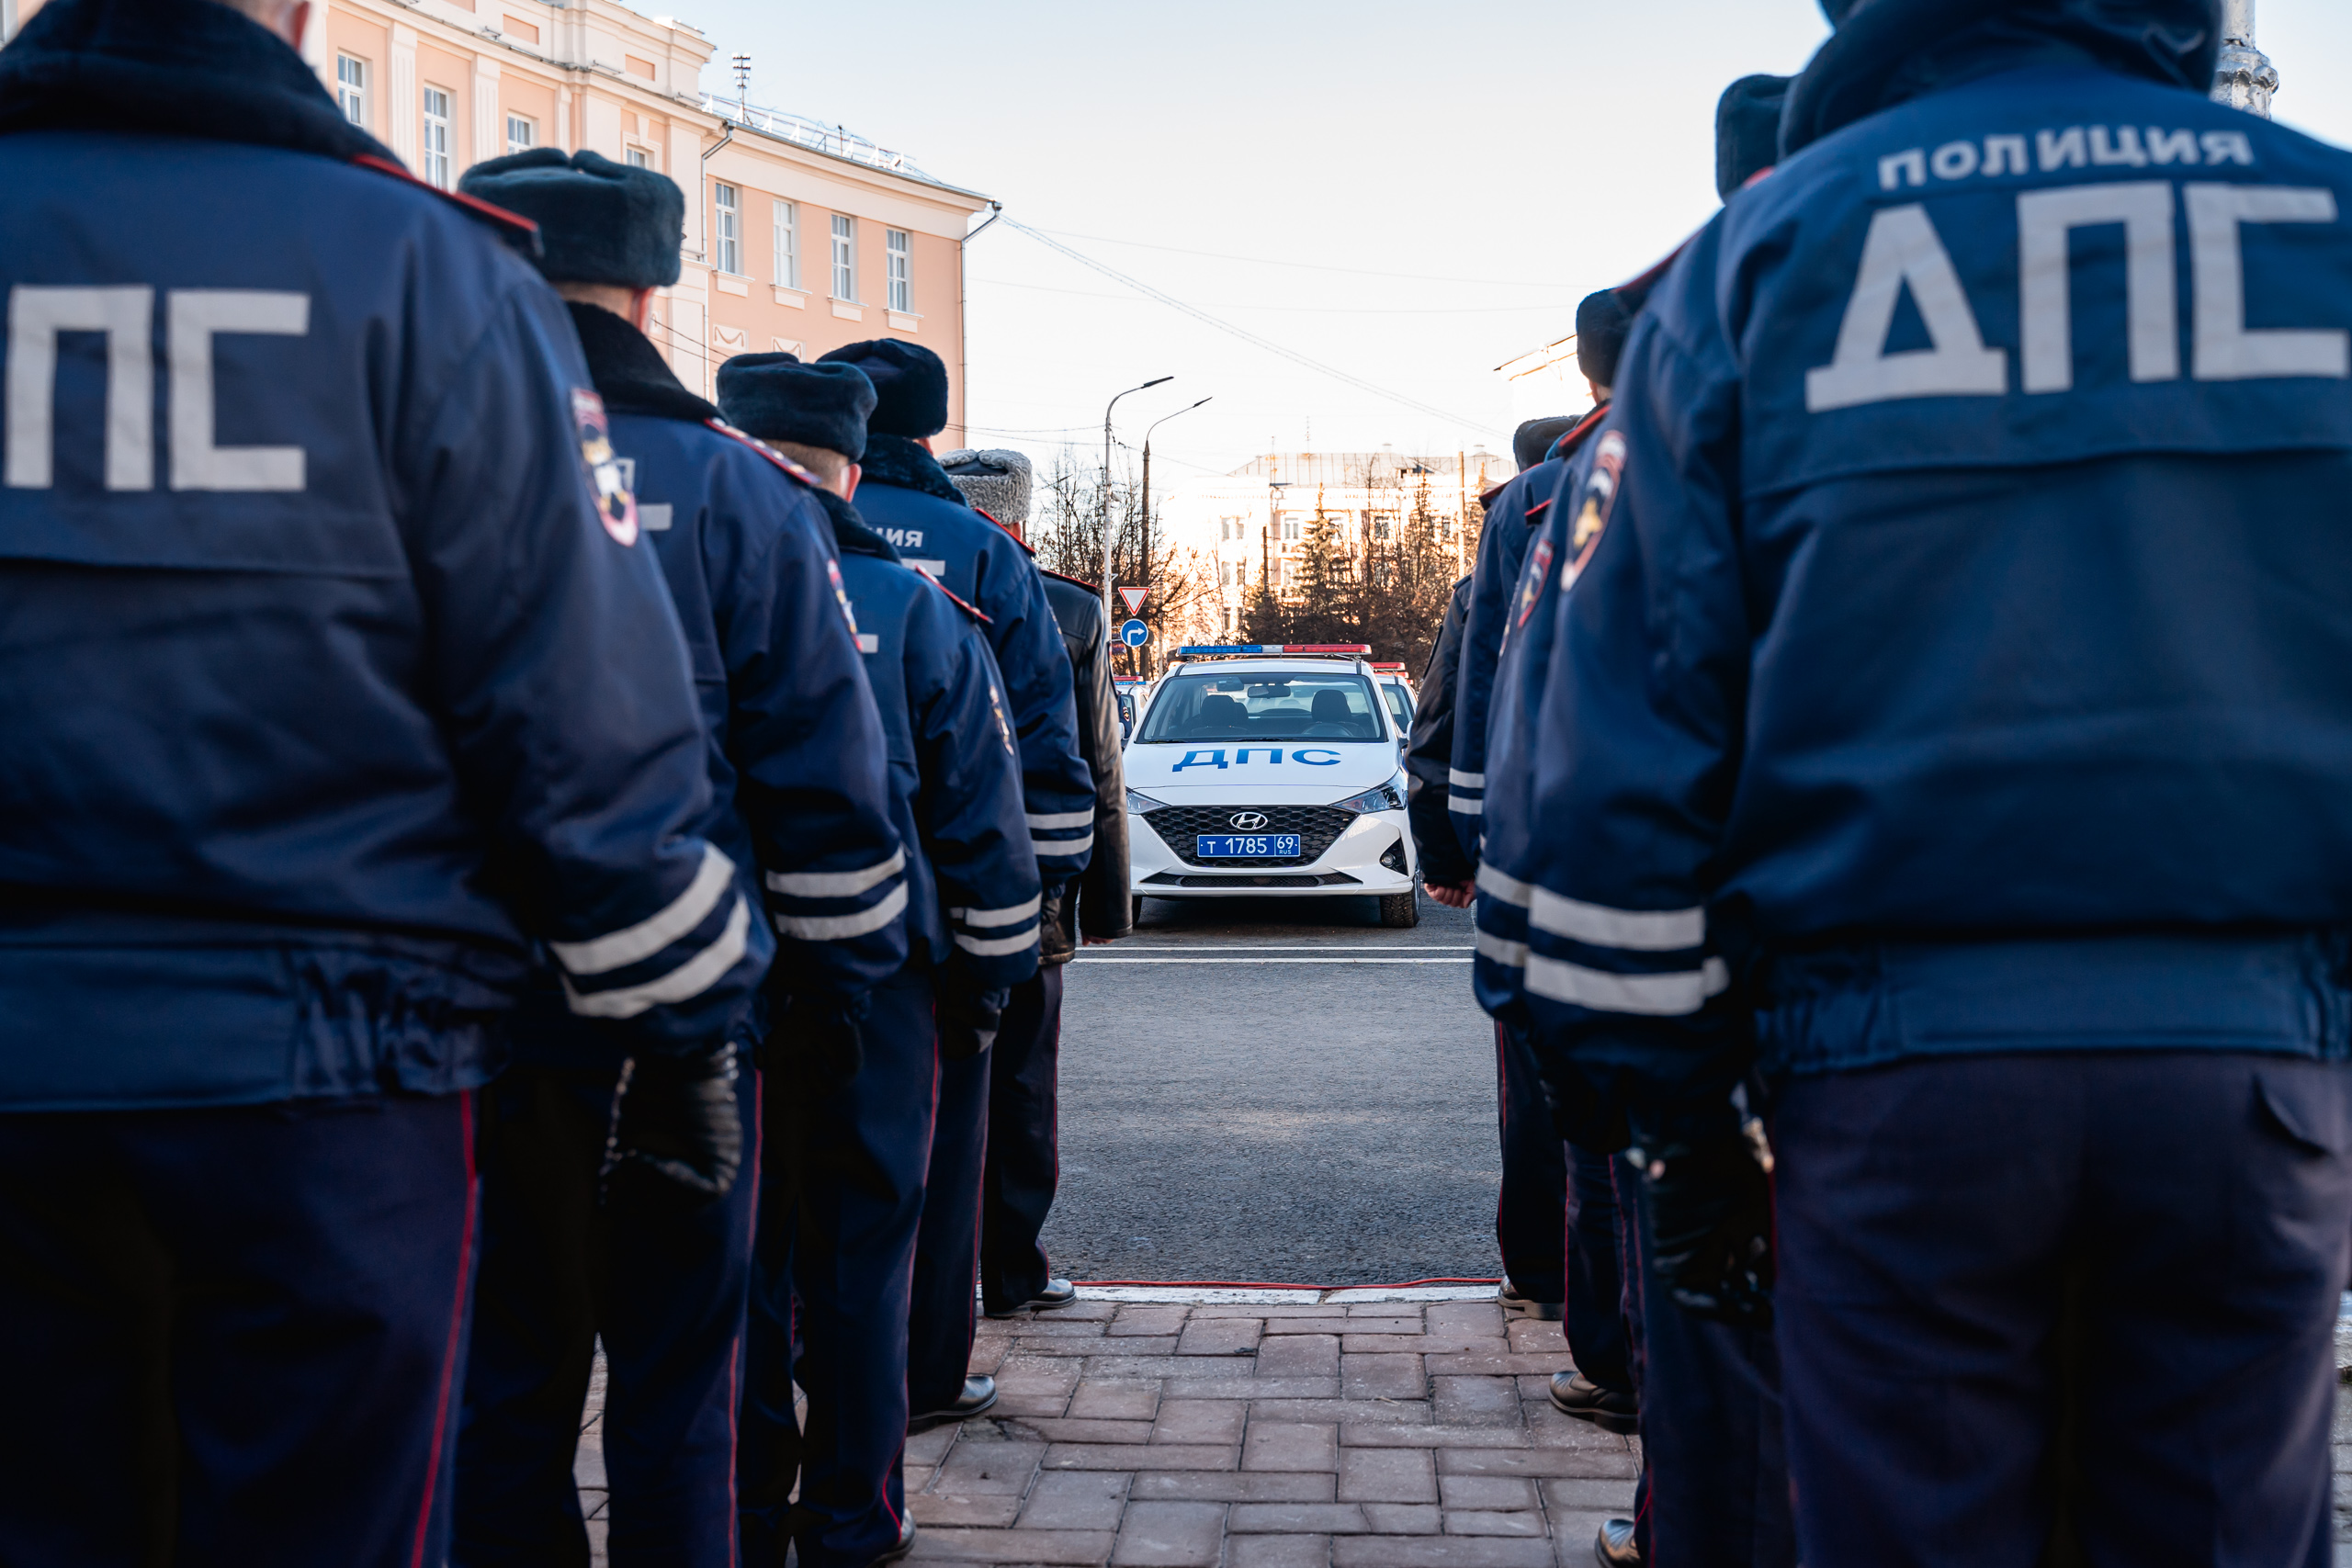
[1124,645,1419,927]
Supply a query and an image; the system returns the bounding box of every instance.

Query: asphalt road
[1038,888,1506,1289]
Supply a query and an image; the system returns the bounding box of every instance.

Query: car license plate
[1195,834,1301,858]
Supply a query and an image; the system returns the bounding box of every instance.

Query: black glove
[1641,1121,1774,1327]
[601,1044,742,1205]
[787,999,866,1089]
[935,964,1007,1060]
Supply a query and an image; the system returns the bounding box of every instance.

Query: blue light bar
[1173,643,1373,656]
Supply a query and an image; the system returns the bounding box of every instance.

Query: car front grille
[1142,805,1357,868]
[1142,871,1362,888]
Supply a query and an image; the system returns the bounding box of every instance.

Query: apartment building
[1,0,995,422]
[1159,449,1500,637]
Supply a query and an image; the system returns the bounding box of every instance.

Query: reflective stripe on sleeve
[1449,769,1485,788]
[548,843,734,976]
[949,895,1043,930]
[1035,830,1094,856]
[1475,929,1527,967]
[1026,808,1095,830]
[774,882,909,941]
[1523,954,1729,1017]
[955,927,1039,957]
[1527,890,1704,952]
[1476,863,1532,907]
[1448,794,1484,816]
[766,847,907,899]
[561,895,752,1018]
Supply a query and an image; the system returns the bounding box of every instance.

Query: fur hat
[1511,418,1577,473]
[939,448,1034,526]
[1715,74,1791,197]
[715,354,877,461]
[458,149,683,288]
[816,339,951,439]
[1575,290,1636,392]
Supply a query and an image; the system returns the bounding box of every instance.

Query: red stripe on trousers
[411,1089,478,1568]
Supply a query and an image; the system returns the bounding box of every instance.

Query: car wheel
[1379,891,1419,928]
[1132,895,1146,925]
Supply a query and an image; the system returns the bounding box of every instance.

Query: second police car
[1124,646,1420,927]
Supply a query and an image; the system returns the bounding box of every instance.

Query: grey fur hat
[940,448,1033,527]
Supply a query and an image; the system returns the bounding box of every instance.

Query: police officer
[817,342,1093,1416]
[1476,78,1790,1568]
[1510,2,2352,1562]
[1405,572,1477,908]
[447,152,909,1565]
[942,448,1134,1316]
[717,355,1041,1568]
[0,4,763,1563]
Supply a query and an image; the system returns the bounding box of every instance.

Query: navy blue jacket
[853,437,1094,886]
[1403,576,1476,888]
[823,493,1041,989]
[0,2,761,1108]
[1447,412,1605,858]
[505,307,909,1066]
[1505,13,2352,1133]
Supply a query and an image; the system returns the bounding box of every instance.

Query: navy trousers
[909,1034,992,1413]
[981,963,1063,1313]
[454,1065,760,1568]
[1495,1020,1568,1303]
[1564,1141,1631,1394]
[1775,1052,2352,1568]
[740,967,937,1568]
[0,1093,477,1567]
[1625,1152,1795,1568]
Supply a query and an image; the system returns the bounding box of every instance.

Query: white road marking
[1072,956,1472,964]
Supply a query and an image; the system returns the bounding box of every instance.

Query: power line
[1002,220,1498,436]
[1031,225,1578,290]
[968,276,1570,316]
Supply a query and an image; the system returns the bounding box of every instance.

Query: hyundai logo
[1229,811,1270,831]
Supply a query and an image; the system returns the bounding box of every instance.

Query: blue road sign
[1119,618,1149,648]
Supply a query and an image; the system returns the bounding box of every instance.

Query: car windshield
[1136,671,1388,743]
[1381,683,1413,730]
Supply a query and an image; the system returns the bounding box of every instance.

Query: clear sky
[680,0,2352,481]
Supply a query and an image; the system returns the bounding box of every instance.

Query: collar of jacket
[1781,0,2220,157]
[1545,402,1611,466]
[566,302,718,423]
[0,0,398,163]
[815,490,900,562]
[858,434,972,505]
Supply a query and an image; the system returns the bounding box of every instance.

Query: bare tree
[1027,448,1217,676]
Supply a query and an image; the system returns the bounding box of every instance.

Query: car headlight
[1332,773,1407,814]
[1125,788,1170,813]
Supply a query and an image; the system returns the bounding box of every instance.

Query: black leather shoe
[1550,1370,1639,1435]
[1593,1517,1641,1567]
[984,1278,1078,1318]
[1498,1279,1564,1321]
[869,1513,919,1567]
[908,1374,997,1434]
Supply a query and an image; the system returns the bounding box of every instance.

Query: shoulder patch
[1567,430,1628,582]
[351,154,542,257]
[1514,536,1555,631]
[571,389,639,546]
[827,557,860,639]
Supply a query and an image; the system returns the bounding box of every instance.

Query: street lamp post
[1102,377,1174,632]
[1136,398,1213,673]
[2212,0,2278,118]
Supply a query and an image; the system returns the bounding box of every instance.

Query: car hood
[1124,739,1401,804]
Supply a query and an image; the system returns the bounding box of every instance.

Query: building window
[625,147,651,169]
[1281,515,1302,541]
[887,229,910,313]
[713,182,741,276]
[773,201,798,288]
[421,85,452,189]
[831,214,856,301]
[506,114,536,154]
[336,55,368,129]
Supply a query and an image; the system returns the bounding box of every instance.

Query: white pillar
[2211,0,2278,118]
[388,24,419,165]
[473,58,503,167]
